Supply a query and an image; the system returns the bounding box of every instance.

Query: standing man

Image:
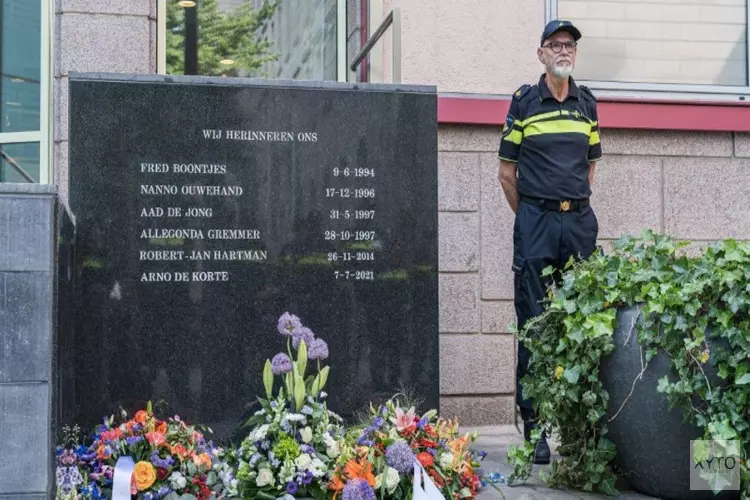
[497,19,602,464]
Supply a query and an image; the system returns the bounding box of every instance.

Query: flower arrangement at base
[330,396,496,500]
[232,312,346,500]
[54,402,238,499]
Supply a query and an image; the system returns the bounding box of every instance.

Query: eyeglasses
[542,41,577,53]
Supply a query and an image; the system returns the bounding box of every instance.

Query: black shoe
[524,422,551,465]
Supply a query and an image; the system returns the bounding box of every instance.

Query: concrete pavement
[470,425,660,500]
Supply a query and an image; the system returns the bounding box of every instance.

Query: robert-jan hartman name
[140,250,268,261]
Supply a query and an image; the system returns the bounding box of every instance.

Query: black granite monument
[66,73,438,441]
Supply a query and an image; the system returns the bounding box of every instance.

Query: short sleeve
[498,96,524,162]
[588,101,602,161]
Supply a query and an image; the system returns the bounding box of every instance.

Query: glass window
[0,142,40,183]
[1,0,41,133]
[166,0,341,81]
[555,0,748,89]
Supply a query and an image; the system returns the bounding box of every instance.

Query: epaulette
[579,85,597,102]
[512,84,534,101]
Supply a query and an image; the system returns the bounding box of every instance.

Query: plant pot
[599,305,739,500]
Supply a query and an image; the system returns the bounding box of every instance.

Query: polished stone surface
[67,73,439,441]
[600,306,739,500]
[0,183,75,497]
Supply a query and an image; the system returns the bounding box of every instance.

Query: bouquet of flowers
[54,403,238,500]
[232,312,346,499]
[329,396,489,500]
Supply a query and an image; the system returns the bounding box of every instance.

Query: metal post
[184,4,198,75]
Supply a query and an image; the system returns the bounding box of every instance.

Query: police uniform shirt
[498,74,602,201]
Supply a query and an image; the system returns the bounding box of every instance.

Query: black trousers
[513,199,599,421]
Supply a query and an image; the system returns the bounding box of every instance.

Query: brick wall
[559,0,747,85]
[437,124,750,426]
[53,0,158,203]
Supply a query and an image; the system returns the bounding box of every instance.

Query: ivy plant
[505,230,750,498]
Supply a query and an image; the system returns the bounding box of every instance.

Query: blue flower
[302,471,314,485]
[286,481,299,494]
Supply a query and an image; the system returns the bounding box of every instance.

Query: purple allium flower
[373,416,384,428]
[271,353,293,375]
[342,478,376,500]
[308,338,329,360]
[293,327,315,350]
[278,312,303,337]
[286,481,299,494]
[417,416,428,430]
[386,441,415,474]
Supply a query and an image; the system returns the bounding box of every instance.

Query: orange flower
[133,461,156,491]
[134,410,149,425]
[343,458,376,486]
[156,421,167,435]
[416,452,434,468]
[193,453,212,469]
[171,443,189,458]
[96,444,112,460]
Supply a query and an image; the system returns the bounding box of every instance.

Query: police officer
[498,19,602,464]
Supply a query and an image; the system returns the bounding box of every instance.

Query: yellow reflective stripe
[589,131,600,145]
[524,119,592,137]
[502,129,523,145]
[516,111,562,127]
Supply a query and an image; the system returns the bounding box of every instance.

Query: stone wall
[436,124,750,426]
[0,184,75,499]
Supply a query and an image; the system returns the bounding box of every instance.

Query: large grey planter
[599,305,739,500]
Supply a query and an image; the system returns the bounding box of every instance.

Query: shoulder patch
[502,115,515,137]
[513,84,532,100]
[579,85,597,102]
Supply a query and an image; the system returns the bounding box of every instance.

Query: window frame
[547,0,750,103]
[0,0,52,184]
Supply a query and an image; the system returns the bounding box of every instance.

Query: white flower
[300,426,313,443]
[285,413,306,423]
[439,452,454,470]
[280,461,296,484]
[295,453,312,470]
[385,467,400,492]
[169,471,187,490]
[256,469,275,487]
[253,424,270,441]
[310,457,326,476]
[326,442,340,459]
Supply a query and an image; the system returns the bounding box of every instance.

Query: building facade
[3,0,750,426]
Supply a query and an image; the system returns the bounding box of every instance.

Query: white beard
[551,64,573,78]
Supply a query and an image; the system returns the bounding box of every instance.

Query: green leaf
[600,475,619,496]
[263,359,273,399]
[297,340,308,376]
[319,365,330,390]
[294,374,305,410]
[567,329,584,344]
[736,374,750,385]
[563,365,581,384]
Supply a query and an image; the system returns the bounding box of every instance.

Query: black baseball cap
[541,19,582,45]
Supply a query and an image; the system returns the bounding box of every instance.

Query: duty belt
[520,195,589,212]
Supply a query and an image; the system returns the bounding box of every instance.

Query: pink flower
[392,406,416,431]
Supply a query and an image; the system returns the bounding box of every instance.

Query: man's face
[538,31,577,78]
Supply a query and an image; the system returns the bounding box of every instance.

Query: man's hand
[589,161,597,186]
[499,160,519,213]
